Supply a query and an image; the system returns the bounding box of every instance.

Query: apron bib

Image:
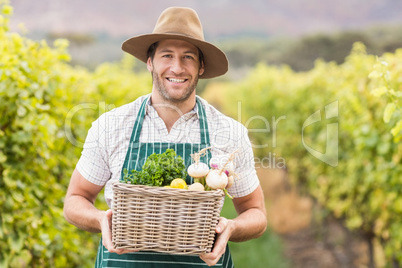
[95,96,234,267]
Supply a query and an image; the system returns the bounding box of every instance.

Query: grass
[220,199,290,268]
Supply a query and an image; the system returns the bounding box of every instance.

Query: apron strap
[196,96,210,146]
[131,96,149,143]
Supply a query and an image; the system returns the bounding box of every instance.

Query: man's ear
[199,61,205,76]
[146,58,153,72]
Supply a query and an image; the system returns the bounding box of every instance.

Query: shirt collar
[145,97,199,120]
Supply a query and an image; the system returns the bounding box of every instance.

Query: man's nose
[170,58,185,74]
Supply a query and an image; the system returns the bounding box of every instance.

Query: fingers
[199,239,227,267]
[215,217,228,233]
[200,217,232,266]
[101,210,138,254]
[101,210,114,250]
[109,247,138,254]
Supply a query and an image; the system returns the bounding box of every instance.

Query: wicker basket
[112,182,225,255]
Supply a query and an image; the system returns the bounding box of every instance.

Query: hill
[7,0,402,71]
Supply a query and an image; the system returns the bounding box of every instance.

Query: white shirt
[76,94,260,207]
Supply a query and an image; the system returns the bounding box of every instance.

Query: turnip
[205,170,228,190]
[209,154,235,176]
[206,150,238,199]
[187,147,211,187]
[187,162,209,178]
[188,182,205,191]
[226,175,234,189]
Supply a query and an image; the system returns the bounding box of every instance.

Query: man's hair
[146,42,159,61]
[146,42,204,67]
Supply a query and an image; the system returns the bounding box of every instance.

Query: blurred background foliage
[1,0,402,267]
[0,2,151,266]
[203,42,402,266]
[219,25,402,72]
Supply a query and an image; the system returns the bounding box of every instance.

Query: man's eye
[162,54,172,58]
[184,55,194,60]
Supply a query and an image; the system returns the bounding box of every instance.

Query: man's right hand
[100,209,138,254]
[63,169,138,254]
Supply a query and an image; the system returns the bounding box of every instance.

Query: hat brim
[122,33,228,79]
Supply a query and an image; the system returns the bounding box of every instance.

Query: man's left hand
[199,217,235,266]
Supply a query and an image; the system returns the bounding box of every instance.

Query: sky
[8,0,402,40]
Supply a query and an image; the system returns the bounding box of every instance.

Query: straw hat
[122,7,228,79]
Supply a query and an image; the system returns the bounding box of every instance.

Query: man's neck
[150,93,196,133]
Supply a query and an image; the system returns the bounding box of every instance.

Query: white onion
[187,162,210,178]
[206,170,228,190]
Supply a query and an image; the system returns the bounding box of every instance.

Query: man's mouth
[167,78,187,83]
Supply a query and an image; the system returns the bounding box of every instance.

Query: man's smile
[166,78,188,83]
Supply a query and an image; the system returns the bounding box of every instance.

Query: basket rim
[112,181,224,197]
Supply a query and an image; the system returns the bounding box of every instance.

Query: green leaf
[0,151,6,163]
[8,233,25,252]
[393,197,402,213]
[1,5,13,15]
[17,105,27,117]
[9,250,32,268]
[346,215,363,229]
[371,86,387,97]
[122,149,186,186]
[383,103,396,123]
[368,70,382,79]
[391,120,402,138]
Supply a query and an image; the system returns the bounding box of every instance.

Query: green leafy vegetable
[121,149,186,186]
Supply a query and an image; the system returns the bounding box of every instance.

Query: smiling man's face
[147,39,205,103]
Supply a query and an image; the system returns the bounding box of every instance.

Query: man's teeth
[168,78,186,83]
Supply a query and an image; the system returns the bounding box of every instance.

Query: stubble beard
[152,71,198,104]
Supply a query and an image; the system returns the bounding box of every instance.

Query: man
[64,7,267,267]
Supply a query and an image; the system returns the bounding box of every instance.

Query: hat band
[158,31,200,40]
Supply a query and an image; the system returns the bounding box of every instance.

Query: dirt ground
[257,168,372,268]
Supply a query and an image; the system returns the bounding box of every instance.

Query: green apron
[95,96,234,267]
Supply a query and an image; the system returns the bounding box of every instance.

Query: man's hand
[199,185,267,266]
[64,169,138,255]
[199,217,235,266]
[100,209,138,254]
